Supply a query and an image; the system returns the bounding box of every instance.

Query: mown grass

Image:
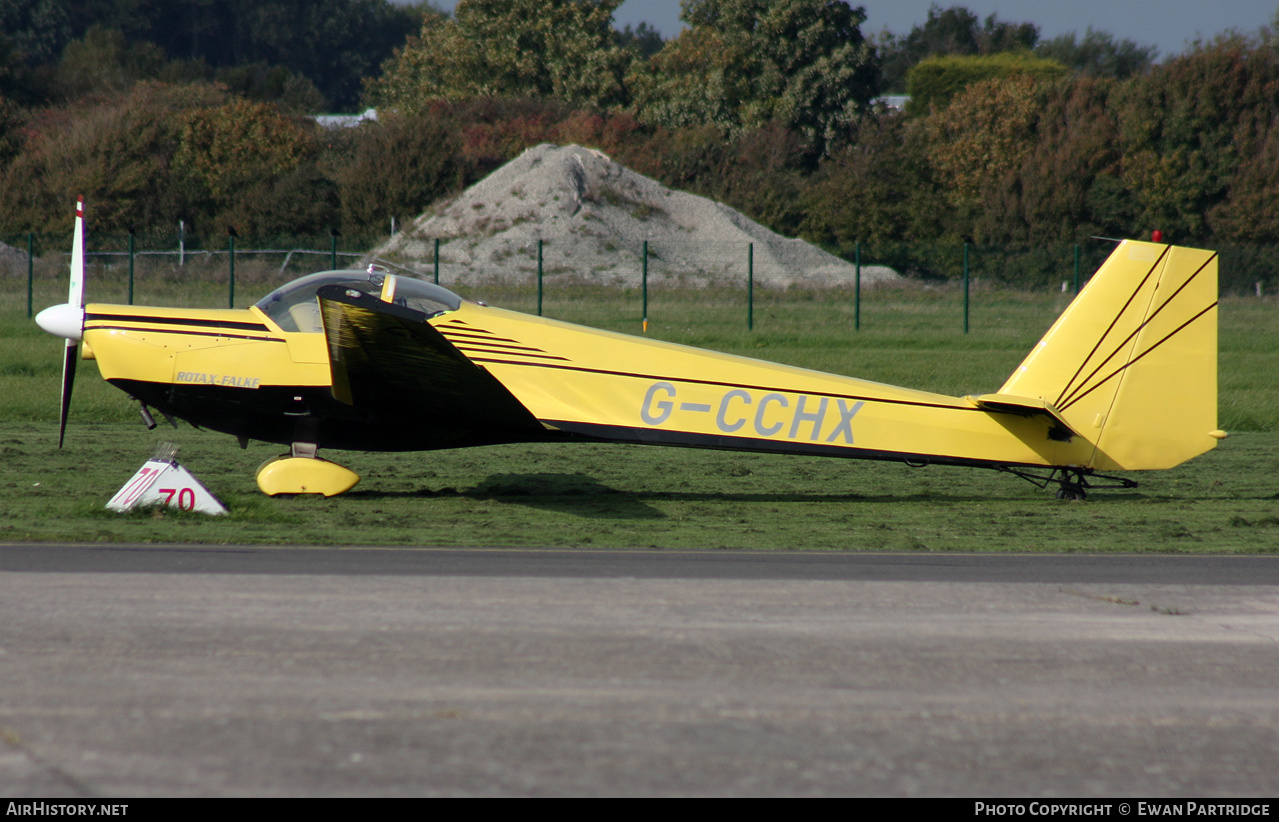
[3,270,1278,551]
[3,423,1277,552]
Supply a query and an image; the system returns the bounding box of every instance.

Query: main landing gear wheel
[1053,468,1090,500]
[256,443,360,497]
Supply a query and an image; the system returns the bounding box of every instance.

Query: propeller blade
[69,196,85,308]
[58,340,78,449]
[56,196,85,448]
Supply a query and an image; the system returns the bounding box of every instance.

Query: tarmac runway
[1,544,1276,797]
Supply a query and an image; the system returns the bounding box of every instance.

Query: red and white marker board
[106,458,227,515]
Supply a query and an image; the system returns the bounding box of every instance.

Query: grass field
[3,269,1278,552]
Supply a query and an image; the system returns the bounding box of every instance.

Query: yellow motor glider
[37,199,1221,498]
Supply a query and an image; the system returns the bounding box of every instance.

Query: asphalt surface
[1,544,1277,797]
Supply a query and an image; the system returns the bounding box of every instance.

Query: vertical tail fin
[998,241,1220,470]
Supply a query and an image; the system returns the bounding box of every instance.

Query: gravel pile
[0,241,27,274]
[370,143,897,288]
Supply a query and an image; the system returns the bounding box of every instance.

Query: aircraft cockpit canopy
[254,270,463,333]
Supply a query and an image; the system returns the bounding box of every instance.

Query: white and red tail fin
[996,241,1220,470]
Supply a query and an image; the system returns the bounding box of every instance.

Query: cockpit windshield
[254,269,463,333]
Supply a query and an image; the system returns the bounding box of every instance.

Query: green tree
[878,4,1039,92]
[1207,123,1279,242]
[629,0,880,153]
[906,52,1066,114]
[800,114,947,248]
[175,96,317,208]
[0,92,26,166]
[923,73,1044,234]
[329,113,467,233]
[34,0,425,111]
[221,162,340,238]
[0,0,72,67]
[967,76,1130,244]
[215,62,328,114]
[1114,40,1279,241]
[175,95,337,236]
[616,22,665,57]
[620,122,813,235]
[0,81,227,234]
[627,25,746,132]
[0,0,72,102]
[1035,28,1158,79]
[445,97,577,173]
[229,0,428,111]
[46,22,334,111]
[367,0,632,112]
[46,25,170,101]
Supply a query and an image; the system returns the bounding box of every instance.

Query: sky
[418,0,1279,60]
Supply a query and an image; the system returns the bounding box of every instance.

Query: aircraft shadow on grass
[349,472,666,519]
[344,471,1151,516]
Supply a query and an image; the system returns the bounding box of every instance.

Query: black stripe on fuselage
[85,312,271,333]
[453,346,570,361]
[86,325,286,343]
[438,329,528,345]
[85,313,283,343]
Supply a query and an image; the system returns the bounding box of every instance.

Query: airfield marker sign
[107,448,227,515]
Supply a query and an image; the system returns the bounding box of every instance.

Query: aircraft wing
[316,285,544,434]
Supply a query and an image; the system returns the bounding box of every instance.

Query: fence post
[642,240,649,333]
[747,242,754,331]
[178,220,185,267]
[537,239,544,317]
[854,241,861,331]
[26,232,34,319]
[963,243,970,334]
[433,238,440,285]
[227,229,236,309]
[127,229,135,305]
[1073,244,1081,293]
[330,229,339,269]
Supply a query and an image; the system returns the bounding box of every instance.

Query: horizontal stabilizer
[968,393,1077,438]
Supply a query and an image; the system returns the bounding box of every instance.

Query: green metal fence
[5,233,1275,330]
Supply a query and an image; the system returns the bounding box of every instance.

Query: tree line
[2,0,1278,285]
